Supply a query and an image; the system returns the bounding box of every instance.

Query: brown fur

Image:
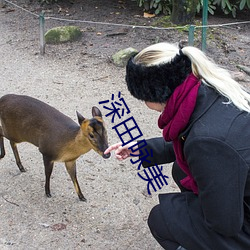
[0,94,110,201]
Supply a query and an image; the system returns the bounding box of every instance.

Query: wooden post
[188,25,195,46]
[202,0,208,51]
[39,11,45,55]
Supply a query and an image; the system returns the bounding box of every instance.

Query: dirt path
[0,1,249,249]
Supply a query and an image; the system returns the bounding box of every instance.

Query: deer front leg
[10,141,26,172]
[43,155,54,198]
[65,160,86,202]
[0,137,5,159]
[0,127,5,159]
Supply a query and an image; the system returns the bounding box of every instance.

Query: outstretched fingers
[104,141,138,161]
[104,142,122,155]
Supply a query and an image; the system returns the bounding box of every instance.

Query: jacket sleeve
[140,137,176,168]
[185,136,248,237]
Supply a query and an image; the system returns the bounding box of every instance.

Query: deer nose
[103,152,111,159]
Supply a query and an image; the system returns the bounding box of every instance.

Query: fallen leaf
[143,12,155,18]
[51,223,67,231]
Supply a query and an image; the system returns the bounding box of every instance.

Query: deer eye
[89,133,94,139]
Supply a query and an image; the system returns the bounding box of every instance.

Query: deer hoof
[79,196,87,202]
[46,193,52,198]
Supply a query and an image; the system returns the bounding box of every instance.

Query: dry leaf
[143,12,155,18]
[51,223,67,231]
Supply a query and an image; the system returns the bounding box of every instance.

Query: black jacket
[142,84,250,249]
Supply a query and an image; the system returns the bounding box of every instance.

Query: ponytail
[182,46,250,112]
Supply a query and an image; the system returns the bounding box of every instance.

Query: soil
[0,0,249,249]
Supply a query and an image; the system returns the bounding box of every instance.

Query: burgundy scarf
[158,73,200,194]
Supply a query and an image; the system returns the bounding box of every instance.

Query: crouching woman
[105,42,250,250]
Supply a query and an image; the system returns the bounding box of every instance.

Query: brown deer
[0,94,110,201]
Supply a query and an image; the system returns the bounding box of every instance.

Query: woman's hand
[104,141,139,160]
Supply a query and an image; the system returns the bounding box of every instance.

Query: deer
[0,94,111,201]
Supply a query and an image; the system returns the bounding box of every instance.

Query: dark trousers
[148,162,188,250]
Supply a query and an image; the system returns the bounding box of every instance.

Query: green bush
[136,0,250,17]
[196,0,216,15]
[212,0,250,17]
[136,0,172,15]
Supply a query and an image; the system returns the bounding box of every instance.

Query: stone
[231,71,247,82]
[44,26,82,44]
[112,47,138,67]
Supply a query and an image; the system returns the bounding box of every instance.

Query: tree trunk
[171,0,198,25]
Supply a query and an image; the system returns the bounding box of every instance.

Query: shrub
[136,0,250,17]
[136,0,172,15]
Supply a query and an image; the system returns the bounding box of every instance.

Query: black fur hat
[125,52,192,103]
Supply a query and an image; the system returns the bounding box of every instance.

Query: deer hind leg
[0,126,5,159]
[43,155,54,198]
[10,141,26,172]
[65,161,86,202]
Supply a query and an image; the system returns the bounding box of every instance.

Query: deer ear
[92,106,102,118]
[76,111,85,125]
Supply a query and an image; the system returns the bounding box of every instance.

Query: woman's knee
[148,204,161,233]
[148,204,179,249]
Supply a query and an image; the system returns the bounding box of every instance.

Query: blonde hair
[134,42,250,113]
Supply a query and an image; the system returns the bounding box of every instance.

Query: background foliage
[38,0,250,18]
[136,0,250,17]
